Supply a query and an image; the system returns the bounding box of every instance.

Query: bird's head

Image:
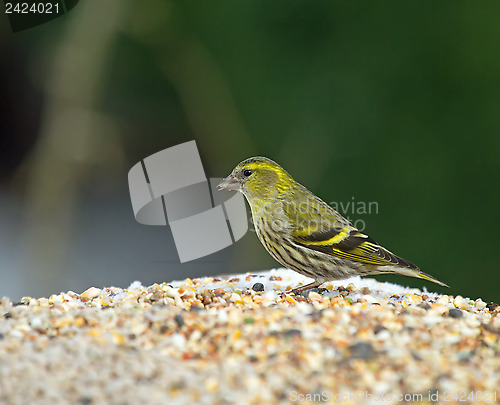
[217,157,293,201]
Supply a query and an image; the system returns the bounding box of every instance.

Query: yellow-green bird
[218,157,448,294]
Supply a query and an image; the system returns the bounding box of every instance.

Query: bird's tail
[396,267,449,287]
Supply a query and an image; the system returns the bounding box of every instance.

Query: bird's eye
[243,169,253,177]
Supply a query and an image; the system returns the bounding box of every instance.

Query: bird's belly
[254,218,374,282]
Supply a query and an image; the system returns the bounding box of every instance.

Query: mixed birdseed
[0,269,498,405]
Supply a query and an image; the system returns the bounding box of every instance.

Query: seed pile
[0,269,499,405]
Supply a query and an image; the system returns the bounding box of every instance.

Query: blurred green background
[1,1,499,302]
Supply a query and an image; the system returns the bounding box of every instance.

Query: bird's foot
[290,281,323,296]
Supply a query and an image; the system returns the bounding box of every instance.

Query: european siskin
[217,157,448,294]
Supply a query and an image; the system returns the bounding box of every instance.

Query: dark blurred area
[0,1,499,302]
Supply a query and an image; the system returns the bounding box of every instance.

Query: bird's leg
[290,280,323,296]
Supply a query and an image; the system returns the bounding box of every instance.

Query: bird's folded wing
[292,226,419,270]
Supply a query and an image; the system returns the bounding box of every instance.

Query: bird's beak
[217,175,241,191]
